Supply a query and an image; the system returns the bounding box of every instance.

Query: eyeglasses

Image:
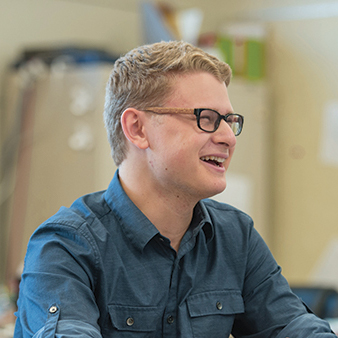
[144,107,244,136]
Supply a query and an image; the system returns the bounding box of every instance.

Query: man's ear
[121,108,149,149]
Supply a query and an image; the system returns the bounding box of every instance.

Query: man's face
[144,71,237,202]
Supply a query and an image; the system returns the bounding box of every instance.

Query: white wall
[0,0,141,81]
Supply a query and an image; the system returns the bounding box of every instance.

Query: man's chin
[201,183,227,200]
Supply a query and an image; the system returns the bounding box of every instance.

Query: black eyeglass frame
[144,107,244,136]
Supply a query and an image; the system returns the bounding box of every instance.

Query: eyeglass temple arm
[144,107,195,115]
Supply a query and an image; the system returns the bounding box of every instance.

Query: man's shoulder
[199,198,254,239]
[201,198,252,221]
[41,190,111,231]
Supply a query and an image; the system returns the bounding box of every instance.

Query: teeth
[200,156,225,163]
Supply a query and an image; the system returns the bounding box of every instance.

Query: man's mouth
[200,156,226,167]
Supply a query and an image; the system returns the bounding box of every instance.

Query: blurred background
[1,0,338,333]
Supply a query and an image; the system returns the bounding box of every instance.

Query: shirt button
[167,315,174,324]
[49,305,58,314]
[126,317,134,326]
[216,301,223,310]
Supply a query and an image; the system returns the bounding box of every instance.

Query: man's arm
[14,219,102,338]
[232,226,335,337]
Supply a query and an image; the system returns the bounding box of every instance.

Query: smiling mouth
[200,156,225,167]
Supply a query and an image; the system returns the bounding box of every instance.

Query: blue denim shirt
[14,171,334,337]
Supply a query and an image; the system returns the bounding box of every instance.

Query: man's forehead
[164,72,229,107]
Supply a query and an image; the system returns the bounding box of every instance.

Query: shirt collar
[104,170,214,251]
[192,200,214,243]
[104,170,159,252]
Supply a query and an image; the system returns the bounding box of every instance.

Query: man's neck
[118,167,197,252]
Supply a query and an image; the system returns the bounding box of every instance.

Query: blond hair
[104,40,232,166]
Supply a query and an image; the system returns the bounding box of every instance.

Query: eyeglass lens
[198,109,242,135]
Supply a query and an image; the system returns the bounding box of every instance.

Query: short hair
[103,40,232,166]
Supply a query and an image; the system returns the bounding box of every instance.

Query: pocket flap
[108,304,161,332]
[187,290,244,317]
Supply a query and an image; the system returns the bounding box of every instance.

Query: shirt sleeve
[231,226,336,337]
[14,219,103,338]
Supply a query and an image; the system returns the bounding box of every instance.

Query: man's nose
[212,119,237,147]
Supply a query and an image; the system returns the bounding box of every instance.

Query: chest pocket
[108,304,161,337]
[187,290,244,337]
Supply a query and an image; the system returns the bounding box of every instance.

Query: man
[14,41,335,337]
